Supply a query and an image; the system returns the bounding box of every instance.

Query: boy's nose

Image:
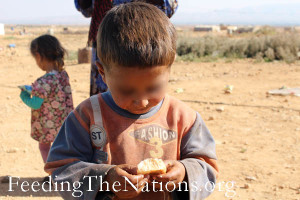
[134,99,149,108]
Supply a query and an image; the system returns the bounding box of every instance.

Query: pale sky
[0,0,299,25]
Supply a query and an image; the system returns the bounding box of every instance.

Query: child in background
[45,3,218,200]
[20,35,74,177]
[75,0,112,96]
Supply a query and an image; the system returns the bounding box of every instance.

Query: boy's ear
[35,53,41,62]
[96,61,106,83]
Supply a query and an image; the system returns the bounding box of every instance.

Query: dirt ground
[0,26,299,200]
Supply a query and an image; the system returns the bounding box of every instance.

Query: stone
[216,107,224,112]
[168,78,178,83]
[242,183,250,189]
[245,176,256,181]
[208,116,214,121]
[6,148,18,153]
[278,185,284,189]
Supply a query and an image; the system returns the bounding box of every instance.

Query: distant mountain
[171,3,300,26]
[1,3,300,26]
[1,15,90,25]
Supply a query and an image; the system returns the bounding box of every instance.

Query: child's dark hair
[30,35,67,72]
[97,2,177,69]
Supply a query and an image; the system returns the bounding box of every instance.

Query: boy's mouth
[130,107,151,114]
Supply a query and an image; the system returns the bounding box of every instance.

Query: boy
[45,2,218,200]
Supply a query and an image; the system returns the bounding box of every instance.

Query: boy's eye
[119,89,134,96]
[147,85,162,93]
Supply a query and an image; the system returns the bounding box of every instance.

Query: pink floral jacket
[31,70,74,143]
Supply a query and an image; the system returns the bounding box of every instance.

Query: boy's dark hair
[30,34,67,71]
[97,2,177,69]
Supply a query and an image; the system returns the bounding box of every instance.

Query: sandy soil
[0,26,299,200]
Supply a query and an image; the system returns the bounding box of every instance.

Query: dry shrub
[264,48,275,61]
[177,32,300,63]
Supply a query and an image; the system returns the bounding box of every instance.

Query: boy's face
[97,62,170,114]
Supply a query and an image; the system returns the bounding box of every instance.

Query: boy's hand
[105,164,149,199]
[151,160,186,191]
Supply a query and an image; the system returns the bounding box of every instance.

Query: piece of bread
[137,158,167,175]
